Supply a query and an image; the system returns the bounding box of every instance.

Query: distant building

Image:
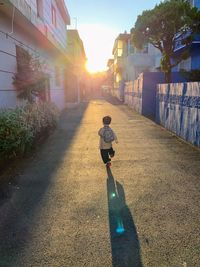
[105,59,114,93]
[112,32,160,99]
[65,29,87,104]
[173,0,200,72]
[0,0,70,109]
[112,33,130,97]
[126,39,161,81]
[189,0,200,9]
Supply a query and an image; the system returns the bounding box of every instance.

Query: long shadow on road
[0,103,88,267]
[107,168,143,267]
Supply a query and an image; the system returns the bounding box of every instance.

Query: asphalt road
[0,99,199,267]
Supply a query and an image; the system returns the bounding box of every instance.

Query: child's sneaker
[106,162,111,168]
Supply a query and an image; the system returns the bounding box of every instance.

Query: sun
[86,61,106,74]
[78,23,118,73]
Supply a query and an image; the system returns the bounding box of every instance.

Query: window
[51,5,57,27]
[36,0,43,18]
[55,66,61,86]
[117,40,123,57]
[16,45,30,72]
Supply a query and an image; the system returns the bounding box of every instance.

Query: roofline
[112,33,130,54]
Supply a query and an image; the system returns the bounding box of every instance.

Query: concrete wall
[124,72,187,118]
[10,0,68,51]
[156,82,200,147]
[124,78,142,114]
[126,53,155,82]
[0,11,66,110]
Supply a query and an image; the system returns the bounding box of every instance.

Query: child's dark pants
[100,147,115,164]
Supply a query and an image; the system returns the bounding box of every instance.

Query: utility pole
[73,17,77,29]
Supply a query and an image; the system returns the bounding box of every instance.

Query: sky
[65,0,161,72]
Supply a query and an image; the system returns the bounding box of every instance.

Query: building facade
[105,59,114,94]
[0,0,70,109]
[126,39,161,81]
[174,0,200,72]
[189,0,200,9]
[112,32,161,100]
[112,33,129,95]
[65,29,87,105]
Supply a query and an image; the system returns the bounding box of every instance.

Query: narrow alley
[0,99,199,267]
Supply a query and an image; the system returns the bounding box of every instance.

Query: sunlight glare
[78,24,118,73]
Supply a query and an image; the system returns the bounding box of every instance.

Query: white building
[0,0,70,109]
[126,39,161,82]
[112,32,161,99]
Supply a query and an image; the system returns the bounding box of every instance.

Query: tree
[131,0,200,82]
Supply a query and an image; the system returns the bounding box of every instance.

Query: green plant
[131,0,200,82]
[24,102,59,138]
[0,102,59,163]
[0,107,33,159]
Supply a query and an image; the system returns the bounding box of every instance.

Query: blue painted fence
[156,82,200,147]
[124,72,186,118]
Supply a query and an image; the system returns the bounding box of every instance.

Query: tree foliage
[131,0,200,82]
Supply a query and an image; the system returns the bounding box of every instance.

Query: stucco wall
[156,82,200,147]
[124,72,187,118]
[10,0,67,50]
[124,78,142,114]
[0,11,66,109]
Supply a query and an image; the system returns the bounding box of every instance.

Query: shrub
[23,102,59,138]
[0,102,59,163]
[0,107,33,160]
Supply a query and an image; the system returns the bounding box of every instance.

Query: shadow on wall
[107,168,143,267]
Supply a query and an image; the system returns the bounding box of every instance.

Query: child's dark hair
[103,116,112,125]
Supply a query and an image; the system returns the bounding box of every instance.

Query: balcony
[114,56,125,68]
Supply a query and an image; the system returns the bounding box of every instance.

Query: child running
[98,116,118,168]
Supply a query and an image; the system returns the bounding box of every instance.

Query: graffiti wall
[156,82,200,147]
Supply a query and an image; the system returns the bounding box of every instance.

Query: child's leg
[108,147,115,158]
[100,149,110,164]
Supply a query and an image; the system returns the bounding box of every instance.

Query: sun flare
[86,61,105,73]
[78,24,118,73]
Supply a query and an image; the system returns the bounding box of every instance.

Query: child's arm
[113,131,118,143]
[98,128,103,136]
